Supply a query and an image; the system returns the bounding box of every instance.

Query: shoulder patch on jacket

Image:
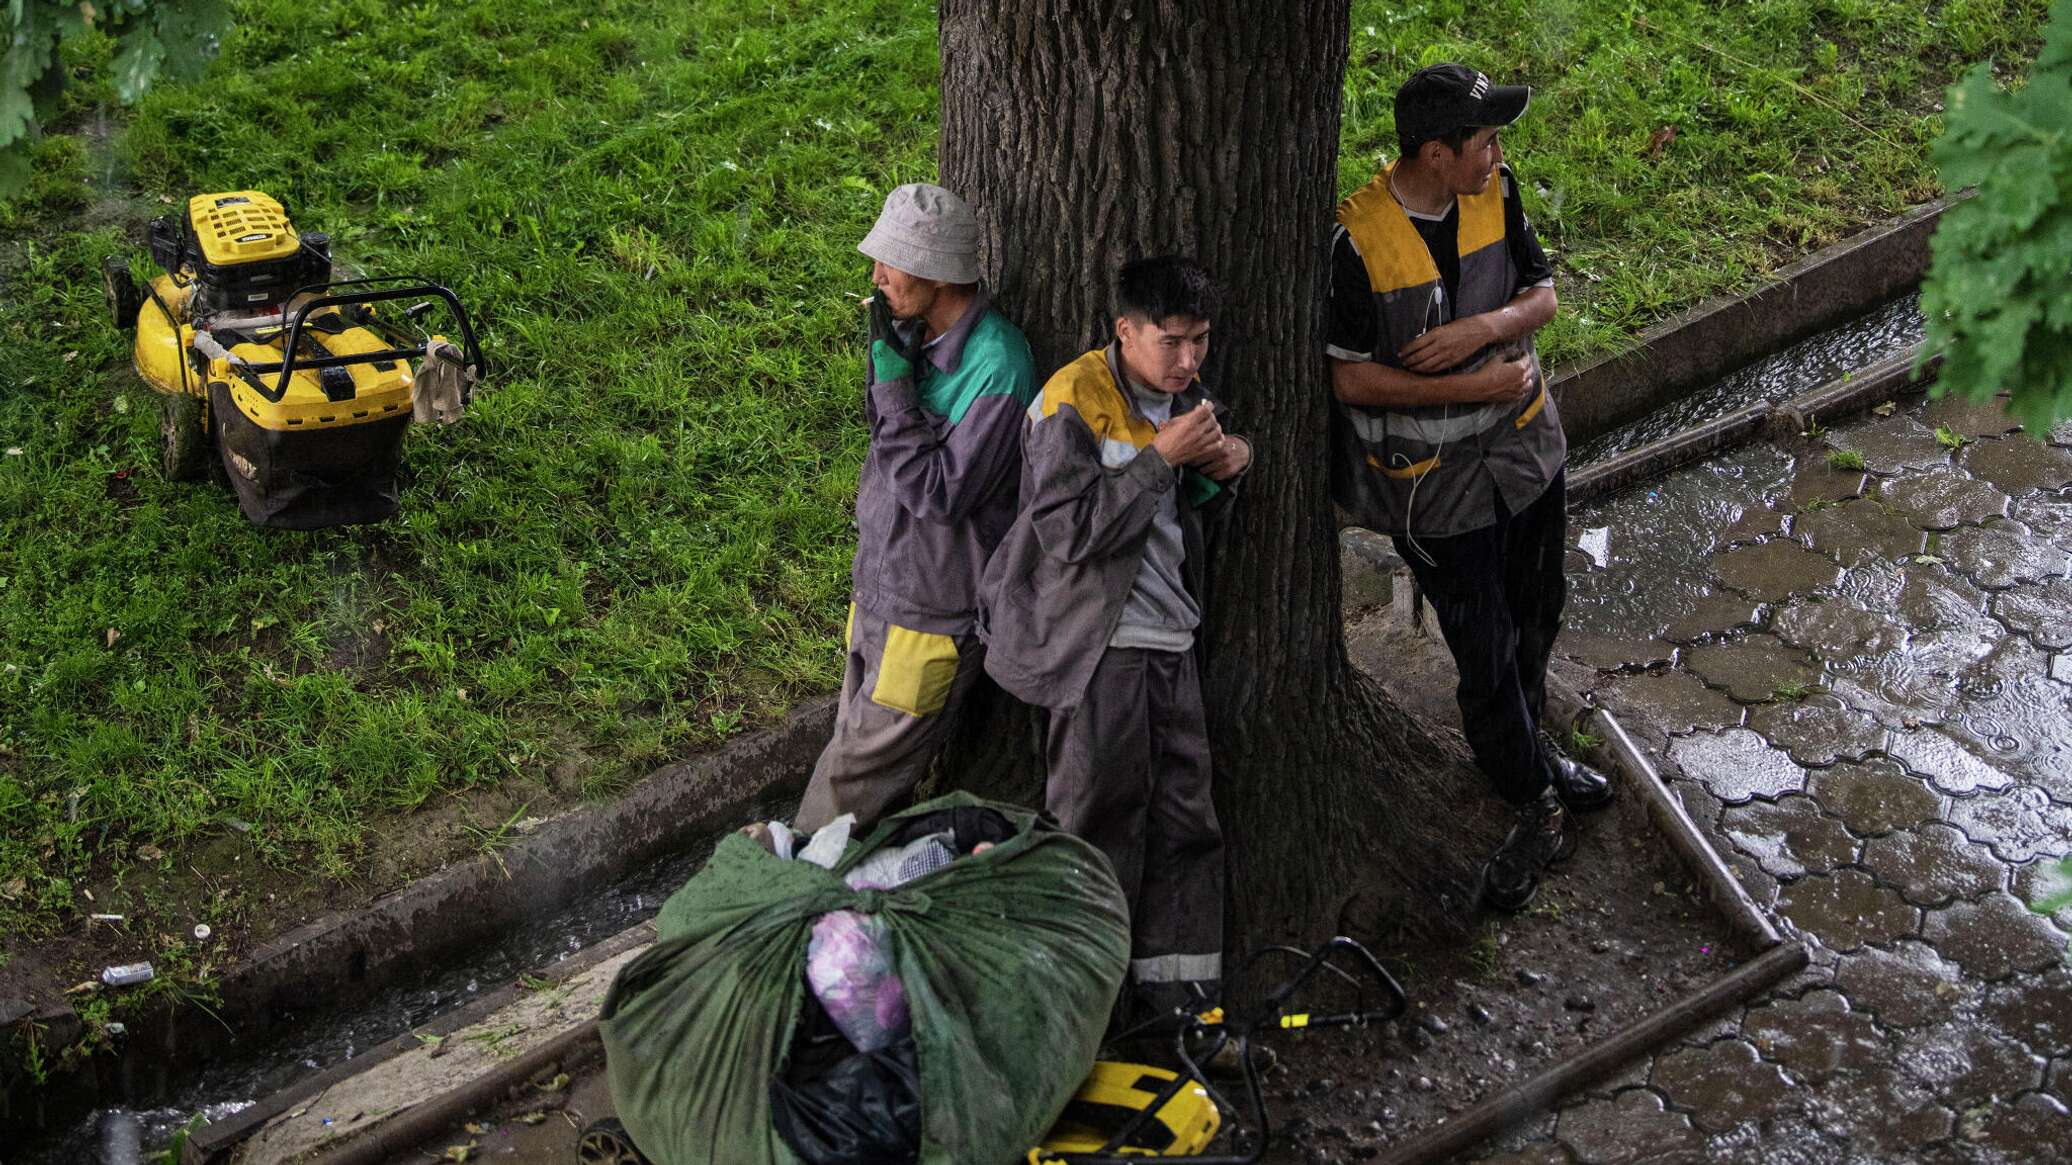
[1337,165,1439,296]
[937,312,1040,423]
[1032,349,1154,448]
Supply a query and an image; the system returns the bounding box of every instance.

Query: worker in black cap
[1325,64,1614,913]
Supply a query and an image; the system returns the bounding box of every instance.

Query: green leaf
[111,22,166,105]
[151,0,231,84]
[1921,0,2072,431]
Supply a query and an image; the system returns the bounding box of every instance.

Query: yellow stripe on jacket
[1336,161,1509,296]
[1030,348,1158,466]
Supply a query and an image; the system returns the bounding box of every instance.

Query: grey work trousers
[1046,646,1224,1000]
[795,604,986,834]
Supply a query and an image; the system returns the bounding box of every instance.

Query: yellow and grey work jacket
[1330,161,1566,537]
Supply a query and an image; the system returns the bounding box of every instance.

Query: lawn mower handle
[235,277,483,403]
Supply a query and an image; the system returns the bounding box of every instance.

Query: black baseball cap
[1394,63,1531,148]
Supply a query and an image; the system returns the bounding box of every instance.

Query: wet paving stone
[1781,460,1869,513]
[1920,394,2024,441]
[1604,670,1745,735]
[1919,892,2070,981]
[1719,501,1789,547]
[1712,540,1845,602]
[1768,597,1908,666]
[1884,727,2018,795]
[2009,487,2072,555]
[1880,470,2012,532]
[1893,559,1997,628]
[1943,670,2072,788]
[1648,1039,1794,1134]
[1666,728,1806,803]
[1993,578,2072,650]
[1944,784,2072,863]
[1691,1117,1848,1165]
[1897,1020,2047,1106]
[1802,1065,1956,1157]
[1829,415,1954,475]
[1683,636,1821,704]
[1720,795,1859,880]
[1832,940,1965,1029]
[1469,1143,1573,1165]
[1667,775,1726,829]
[1808,758,1945,837]
[1960,1091,2072,1159]
[1553,1089,1703,1164]
[1662,593,1763,645]
[1746,698,1888,767]
[1743,989,1886,1082]
[1941,519,2072,590]
[1980,966,2072,1056]
[1795,497,1928,564]
[1776,868,1919,951]
[2011,858,2072,931]
[1961,432,2072,495]
[1554,628,1677,672]
[1859,822,2006,906]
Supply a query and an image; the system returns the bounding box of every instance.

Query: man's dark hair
[1397,124,1476,163]
[1117,256,1223,323]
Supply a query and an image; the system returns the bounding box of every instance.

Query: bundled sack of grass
[599,793,1131,1165]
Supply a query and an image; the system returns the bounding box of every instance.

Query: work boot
[1479,790,1576,912]
[1539,729,1614,813]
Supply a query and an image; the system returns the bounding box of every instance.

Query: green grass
[1828,448,1870,470]
[1340,0,2053,359]
[0,0,2052,946]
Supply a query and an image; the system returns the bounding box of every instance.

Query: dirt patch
[0,770,590,1037]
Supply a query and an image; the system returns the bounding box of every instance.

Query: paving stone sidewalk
[1475,394,2072,1163]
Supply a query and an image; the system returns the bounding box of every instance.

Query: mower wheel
[575,1118,651,1165]
[102,256,142,331]
[159,393,210,482]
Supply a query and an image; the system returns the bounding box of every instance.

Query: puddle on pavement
[1575,293,1926,464]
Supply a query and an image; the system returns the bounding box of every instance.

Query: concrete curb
[1548,197,1951,445]
[3,696,834,1146]
[1567,345,1942,509]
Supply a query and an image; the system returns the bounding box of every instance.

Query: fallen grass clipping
[0,0,2054,946]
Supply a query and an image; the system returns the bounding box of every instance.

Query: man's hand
[1469,356,1535,404]
[1198,434,1251,482]
[1398,314,1499,374]
[1148,400,1223,467]
[867,295,921,383]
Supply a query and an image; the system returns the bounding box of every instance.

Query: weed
[460,803,530,878]
[1803,417,1828,440]
[152,1115,207,1165]
[1935,424,1972,449]
[1799,497,1839,513]
[1771,683,1816,702]
[1467,921,1503,980]
[1567,728,1604,755]
[466,1022,525,1059]
[1828,449,1869,471]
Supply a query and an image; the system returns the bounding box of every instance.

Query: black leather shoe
[1540,729,1615,813]
[1479,790,1576,912]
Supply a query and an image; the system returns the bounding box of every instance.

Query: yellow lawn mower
[102,189,482,529]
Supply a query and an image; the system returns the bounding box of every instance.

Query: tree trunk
[937,2,1500,951]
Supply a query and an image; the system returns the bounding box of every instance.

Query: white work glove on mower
[412,338,474,425]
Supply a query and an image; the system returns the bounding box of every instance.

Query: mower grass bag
[599,794,1131,1165]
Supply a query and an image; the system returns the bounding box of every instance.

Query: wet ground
[1458,391,2072,1163]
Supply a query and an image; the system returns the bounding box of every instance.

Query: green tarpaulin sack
[599,793,1132,1165]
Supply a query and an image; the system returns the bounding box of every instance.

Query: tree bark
[937,0,1496,950]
